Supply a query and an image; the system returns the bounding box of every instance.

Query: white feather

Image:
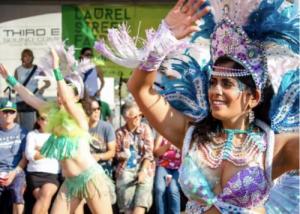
[265,43,300,93]
[94,21,188,69]
[210,0,261,25]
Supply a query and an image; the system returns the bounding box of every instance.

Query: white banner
[0,12,61,97]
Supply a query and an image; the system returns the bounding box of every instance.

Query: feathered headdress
[94,0,299,131]
[159,0,299,131]
[38,41,95,99]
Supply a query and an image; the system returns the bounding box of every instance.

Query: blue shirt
[0,124,27,172]
[89,120,115,178]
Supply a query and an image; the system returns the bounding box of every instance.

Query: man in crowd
[14,49,50,130]
[0,100,27,214]
[115,101,154,214]
[80,47,113,123]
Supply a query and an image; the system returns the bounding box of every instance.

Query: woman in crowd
[95,0,299,213]
[153,133,181,214]
[0,48,114,214]
[83,97,116,179]
[25,113,60,214]
[74,97,116,214]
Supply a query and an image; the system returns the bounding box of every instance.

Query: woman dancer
[0,48,114,214]
[95,0,299,213]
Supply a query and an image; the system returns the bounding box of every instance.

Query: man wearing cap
[0,99,27,214]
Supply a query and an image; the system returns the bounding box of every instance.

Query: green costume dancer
[0,46,115,214]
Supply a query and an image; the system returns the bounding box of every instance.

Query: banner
[0,12,61,97]
[62,4,172,78]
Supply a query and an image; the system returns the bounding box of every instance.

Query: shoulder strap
[22,65,38,87]
[83,68,94,82]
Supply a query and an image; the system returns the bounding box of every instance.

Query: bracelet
[14,166,23,174]
[6,75,18,87]
[53,68,64,81]
[138,52,166,72]
[138,20,187,72]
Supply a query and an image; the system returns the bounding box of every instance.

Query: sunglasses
[1,110,16,114]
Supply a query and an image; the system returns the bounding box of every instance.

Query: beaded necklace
[199,127,266,168]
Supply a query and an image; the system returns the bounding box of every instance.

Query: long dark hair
[82,96,99,116]
[191,56,273,142]
[33,112,44,130]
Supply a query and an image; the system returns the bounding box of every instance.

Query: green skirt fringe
[40,134,79,160]
[63,163,116,204]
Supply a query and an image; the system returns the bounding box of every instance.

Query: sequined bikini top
[179,120,275,213]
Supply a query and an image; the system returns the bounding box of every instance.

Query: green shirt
[99,100,112,121]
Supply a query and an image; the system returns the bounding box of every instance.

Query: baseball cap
[0,100,17,111]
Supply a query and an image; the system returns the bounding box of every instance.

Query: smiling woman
[95,0,299,213]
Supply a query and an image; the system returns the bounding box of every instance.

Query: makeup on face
[209,77,246,94]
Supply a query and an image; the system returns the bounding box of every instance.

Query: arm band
[53,68,64,81]
[6,75,18,87]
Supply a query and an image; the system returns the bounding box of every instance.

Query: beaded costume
[94,0,299,212]
[179,120,274,213]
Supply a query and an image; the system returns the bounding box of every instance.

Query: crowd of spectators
[0,48,186,214]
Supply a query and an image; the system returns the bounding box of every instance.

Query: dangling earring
[248,110,255,124]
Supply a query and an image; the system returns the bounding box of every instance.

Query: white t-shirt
[25,130,60,174]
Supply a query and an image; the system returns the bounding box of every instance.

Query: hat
[0,100,17,111]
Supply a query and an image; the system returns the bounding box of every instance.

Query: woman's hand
[0,64,10,79]
[51,48,60,69]
[165,0,210,39]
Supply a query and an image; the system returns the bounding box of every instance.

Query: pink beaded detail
[198,131,267,168]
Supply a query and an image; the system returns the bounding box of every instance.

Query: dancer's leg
[50,184,81,214]
[85,178,112,214]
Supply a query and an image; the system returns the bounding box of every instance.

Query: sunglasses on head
[2,110,16,114]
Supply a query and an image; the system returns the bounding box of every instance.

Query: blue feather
[269,69,300,133]
[158,53,210,121]
[244,0,300,54]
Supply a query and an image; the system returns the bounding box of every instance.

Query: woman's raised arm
[128,0,210,149]
[0,64,47,111]
[51,49,88,130]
